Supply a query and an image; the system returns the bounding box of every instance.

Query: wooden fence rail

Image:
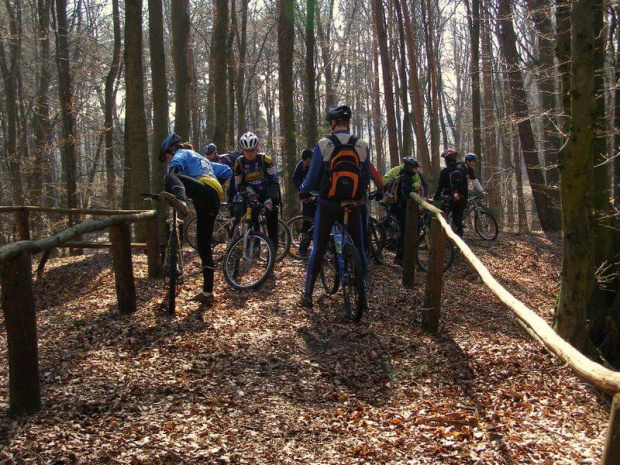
[409,194,620,464]
[0,209,159,415]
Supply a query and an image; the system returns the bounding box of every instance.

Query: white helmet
[238,132,259,151]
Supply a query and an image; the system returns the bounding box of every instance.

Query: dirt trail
[0,231,609,463]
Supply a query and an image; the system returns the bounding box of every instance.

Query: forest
[1,0,620,462]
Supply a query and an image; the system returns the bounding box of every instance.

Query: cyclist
[204,143,218,162]
[233,131,281,253]
[299,105,370,308]
[383,158,429,196]
[293,149,316,257]
[159,133,232,304]
[393,157,425,264]
[434,150,485,237]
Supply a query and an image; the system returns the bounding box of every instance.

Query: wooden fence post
[422,217,446,333]
[15,209,31,241]
[603,392,620,464]
[402,198,419,289]
[1,253,41,414]
[110,223,136,314]
[145,216,162,278]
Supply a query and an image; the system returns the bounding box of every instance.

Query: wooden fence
[0,206,160,415]
[402,194,620,464]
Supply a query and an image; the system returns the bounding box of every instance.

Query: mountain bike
[318,202,366,322]
[142,192,185,315]
[222,190,276,290]
[464,195,498,241]
[415,209,455,272]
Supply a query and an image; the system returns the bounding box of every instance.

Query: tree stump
[110,224,137,314]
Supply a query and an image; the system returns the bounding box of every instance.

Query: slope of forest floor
[0,230,611,464]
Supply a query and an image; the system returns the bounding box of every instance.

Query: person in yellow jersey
[159,133,232,304]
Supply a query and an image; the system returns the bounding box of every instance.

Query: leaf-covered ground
[0,231,611,463]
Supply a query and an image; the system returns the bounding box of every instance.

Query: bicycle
[317,202,366,322]
[142,192,185,315]
[186,200,292,263]
[222,190,277,290]
[464,195,498,241]
[415,209,456,272]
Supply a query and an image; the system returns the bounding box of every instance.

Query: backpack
[448,164,466,202]
[320,135,362,201]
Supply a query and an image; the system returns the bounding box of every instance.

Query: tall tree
[465,0,482,158]
[123,0,150,225]
[212,0,228,149]
[235,0,249,135]
[104,0,121,208]
[554,0,600,351]
[55,0,79,217]
[171,0,191,139]
[371,0,399,168]
[278,0,297,217]
[422,0,441,177]
[305,0,318,149]
[497,0,557,232]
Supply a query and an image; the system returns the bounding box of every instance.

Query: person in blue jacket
[299,105,370,308]
[159,134,232,304]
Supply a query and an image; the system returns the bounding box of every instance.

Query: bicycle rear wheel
[416,232,455,272]
[223,231,276,290]
[342,243,365,322]
[367,218,384,265]
[475,210,498,241]
[286,215,314,260]
[320,238,339,295]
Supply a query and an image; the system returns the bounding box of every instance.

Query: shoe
[160,192,189,216]
[301,293,313,308]
[191,292,215,304]
[298,234,311,257]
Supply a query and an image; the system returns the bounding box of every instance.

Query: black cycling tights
[165,173,220,293]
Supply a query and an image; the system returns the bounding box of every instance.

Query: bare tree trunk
[55,0,79,219]
[371,0,399,168]
[497,0,557,233]
[278,0,297,218]
[227,0,237,150]
[305,0,318,149]
[465,0,482,158]
[422,0,441,178]
[189,33,200,150]
[104,0,121,208]
[236,0,248,135]
[171,0,190,139]
[556,0,571,132]
[123,0,150,240]
[212,0,228,148]
[315,0,335,108]
[393,0,412,158]
[372,40,384,172]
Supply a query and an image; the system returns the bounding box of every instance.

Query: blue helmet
[464,153,478,162]
[159,133,182,162]
[205,143,217,155]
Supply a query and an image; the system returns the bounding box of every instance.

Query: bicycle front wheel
[475,211,499,241]
[342,243,365,322]
[287,215,314,260]
[223,231,276,290]
[416,232,455,272]
[166,230,182,315]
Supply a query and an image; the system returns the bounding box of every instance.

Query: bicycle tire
[475,210,499,241]
[184,215,197,249]
[286,215,315,260]
[342,243,365,322]
[320,238,339,295]
[263,218,291,262]
[167,229,179,315]
[415,232,455,272]
[223,231,276,290]
[370,217,387,250]
[367,218,384,265]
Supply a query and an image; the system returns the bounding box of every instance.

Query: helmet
[464,153,478,162]
[205,143,217,155]
[159,133,183,162]
[403,157,420,169]
[325,105,352,122]
[238,132,259,151]
[441,149,459,160]
[301,149,313,161]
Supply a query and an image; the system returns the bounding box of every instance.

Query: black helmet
[325,105,352,122]
[159,133,183,162]
[301,149,313,161]
[205,143,217,155]
[403,157,420,169]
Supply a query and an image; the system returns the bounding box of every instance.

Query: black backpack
[448,163,467,201]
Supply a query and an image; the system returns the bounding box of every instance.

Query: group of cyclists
[158,104,485,308]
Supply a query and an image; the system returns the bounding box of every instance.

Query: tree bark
[236,0,248,135]
[278,0,297,218]
[171,0,191,139]
[212,0,228,149]
[422,0,441,178]
[465,0,482,158]
[305,0,318,149]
